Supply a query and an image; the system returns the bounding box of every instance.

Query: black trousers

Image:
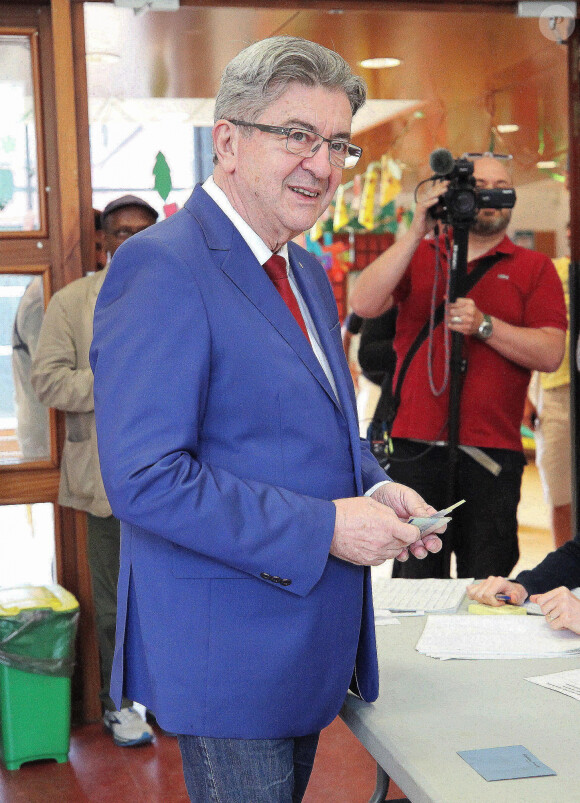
[388,439,525,579]
[86,512,132,711]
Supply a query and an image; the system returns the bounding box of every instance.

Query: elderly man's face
[471,156,513,236]
[103,206,157,258]
[227,83,353,250]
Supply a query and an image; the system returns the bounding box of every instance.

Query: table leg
[368,762,390,803]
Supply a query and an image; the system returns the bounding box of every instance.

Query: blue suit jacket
[90,185,387,738]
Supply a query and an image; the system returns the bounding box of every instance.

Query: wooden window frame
[1,261,57,472]
[0,27,48,239]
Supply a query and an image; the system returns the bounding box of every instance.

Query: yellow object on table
[468,603,527,615]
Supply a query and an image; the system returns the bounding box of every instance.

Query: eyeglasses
[228,119,362,169]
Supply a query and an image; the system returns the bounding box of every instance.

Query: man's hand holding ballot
[331,484,447,567]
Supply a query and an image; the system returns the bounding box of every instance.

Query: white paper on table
[416,614,580,660]
[374,611,401,626]
[523,600,543,615]
[372,577,472,615]
[525,667,580,700]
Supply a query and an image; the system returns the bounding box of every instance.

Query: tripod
[441,222,470,576]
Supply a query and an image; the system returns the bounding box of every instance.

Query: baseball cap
[102,194,159,222]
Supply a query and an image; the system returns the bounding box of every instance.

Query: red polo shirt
[391,235,567,451]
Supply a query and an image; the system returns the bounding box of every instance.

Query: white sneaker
[103,707,154,747]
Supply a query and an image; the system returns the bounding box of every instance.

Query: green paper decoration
[538,99,545,156]
[377,201,396,221]
[153,151,172,202]
[0,168,14,211]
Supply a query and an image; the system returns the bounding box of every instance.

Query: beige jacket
[32,268,111,517]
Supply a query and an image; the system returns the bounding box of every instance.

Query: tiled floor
[0,462,553,802]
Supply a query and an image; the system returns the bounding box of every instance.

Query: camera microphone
[429,148,455,176]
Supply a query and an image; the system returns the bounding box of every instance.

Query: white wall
[508,178,569,257]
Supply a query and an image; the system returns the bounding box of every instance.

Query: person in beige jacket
[32,195,158,747]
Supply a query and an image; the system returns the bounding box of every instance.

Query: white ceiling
[83,2,569,189]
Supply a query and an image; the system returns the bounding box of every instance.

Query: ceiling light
[360,58,401,69]
[84,4,122,62]
[517,1,576,17]
[113,0,179,8]
[537,160,558,169]
[496,124,519,134]
[86,52,121,64]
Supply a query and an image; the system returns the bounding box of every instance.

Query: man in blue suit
[90,35,443,802]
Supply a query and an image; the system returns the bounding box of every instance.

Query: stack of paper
[372,577,472,616]
[526,667,580,700]
[416,614,580,659]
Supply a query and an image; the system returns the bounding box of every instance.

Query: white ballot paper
[525,667,580,700]
[416,614,580,660]
[373,577,472,617]
[407,498,465,534]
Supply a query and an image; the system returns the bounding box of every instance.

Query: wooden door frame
[568,25,580,538]
[0,0,100,722]
[52,0,101,723]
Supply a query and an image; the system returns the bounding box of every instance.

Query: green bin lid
[0,584,79,616]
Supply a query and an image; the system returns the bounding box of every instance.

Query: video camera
[426,149,516,226]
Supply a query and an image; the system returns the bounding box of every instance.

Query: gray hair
[214,35,367,124]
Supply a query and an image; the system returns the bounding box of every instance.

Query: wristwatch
[476,313,493,340]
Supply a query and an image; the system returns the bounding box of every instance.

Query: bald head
[470,156,513,236]
[472,156,513,187]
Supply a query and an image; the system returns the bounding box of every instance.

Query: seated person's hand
[466,576,527,607]
[530,586,580,634]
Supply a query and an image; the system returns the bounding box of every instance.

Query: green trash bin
[0,584,79,770]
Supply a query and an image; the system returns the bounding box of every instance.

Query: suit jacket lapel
[188,187,340,409]
[291,249,363,466]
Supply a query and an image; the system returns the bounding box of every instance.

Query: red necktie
[263,255,309,340]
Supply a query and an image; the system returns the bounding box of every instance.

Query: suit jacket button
[280,579,292,586]
[260,572,272,581]
[271,575,282,583]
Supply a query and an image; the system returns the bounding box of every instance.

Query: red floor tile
[0,715,405,802]
[304,717,406,803]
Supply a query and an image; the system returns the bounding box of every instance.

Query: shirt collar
[490,234,515,255]
[203,176,289,268]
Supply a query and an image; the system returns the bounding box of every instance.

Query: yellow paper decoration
[333,184,349,231]
[309,217,323,242]
[379,155,402,207]
[358,165,379,230]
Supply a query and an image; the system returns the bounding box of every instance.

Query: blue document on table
[457,745,556,781]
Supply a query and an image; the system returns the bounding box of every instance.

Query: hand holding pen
[465,576,528,607]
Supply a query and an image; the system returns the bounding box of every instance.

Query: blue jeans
[177,732,320,802]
